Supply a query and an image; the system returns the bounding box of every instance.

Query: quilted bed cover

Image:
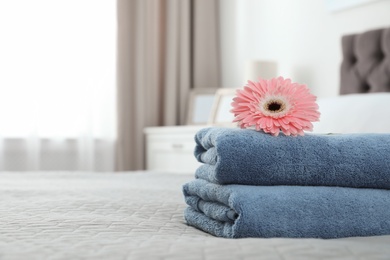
[1,171,390,260]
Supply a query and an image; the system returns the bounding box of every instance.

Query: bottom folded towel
[183,179,390,239]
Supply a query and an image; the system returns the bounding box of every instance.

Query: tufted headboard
[340,28,390,95]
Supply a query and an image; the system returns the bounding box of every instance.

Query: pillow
[312,93,390,134]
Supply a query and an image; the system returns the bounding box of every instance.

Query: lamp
[244,60,278,82]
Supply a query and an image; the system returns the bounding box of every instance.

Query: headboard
[340,27,390,95]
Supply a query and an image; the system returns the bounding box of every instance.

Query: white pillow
[312,93,390,134]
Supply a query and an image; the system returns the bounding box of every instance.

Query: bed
[1,27,390,259]
[2,172,390,259]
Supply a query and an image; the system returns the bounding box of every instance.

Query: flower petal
[230,76,320,136]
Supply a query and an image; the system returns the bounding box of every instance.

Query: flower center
[268,102,282,111]
[264,99,285,113]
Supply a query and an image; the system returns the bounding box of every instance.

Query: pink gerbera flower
[231,77,320,136]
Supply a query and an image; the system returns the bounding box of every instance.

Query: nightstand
[144,125,207,174]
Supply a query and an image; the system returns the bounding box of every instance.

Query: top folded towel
[194,127,390,189]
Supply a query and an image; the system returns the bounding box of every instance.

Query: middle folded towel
[194,127,390,189]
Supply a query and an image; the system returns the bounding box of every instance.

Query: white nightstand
[144,125,207,173]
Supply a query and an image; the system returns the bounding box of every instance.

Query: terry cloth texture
[183,179,390,239]
[194,127,390,188]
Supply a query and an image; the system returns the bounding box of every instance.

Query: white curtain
[0,0,116,171]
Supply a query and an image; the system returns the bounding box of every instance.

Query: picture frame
[186,88,217,125]
[325,0,382,12]
[208,88,237,126]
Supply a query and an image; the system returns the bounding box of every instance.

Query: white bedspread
[1,171,390,259]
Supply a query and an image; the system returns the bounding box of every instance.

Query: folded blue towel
[183,179,390,238]
[194,127,390,188]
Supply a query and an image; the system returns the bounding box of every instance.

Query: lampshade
[244,60,278,82]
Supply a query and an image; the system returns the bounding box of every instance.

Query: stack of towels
[182,127,390,239]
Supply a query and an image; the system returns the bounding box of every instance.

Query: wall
[219,0,390,97]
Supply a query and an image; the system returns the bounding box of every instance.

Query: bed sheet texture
[1,171,390,259]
